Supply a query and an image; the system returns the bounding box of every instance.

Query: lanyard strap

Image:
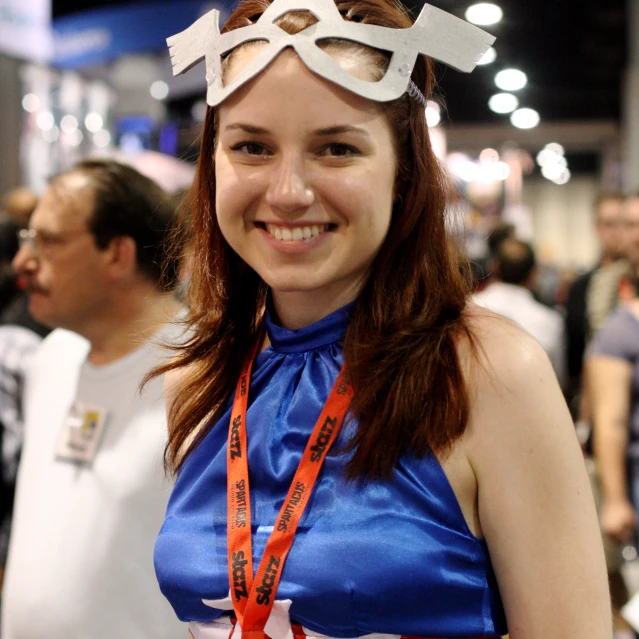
[227,343,353,638]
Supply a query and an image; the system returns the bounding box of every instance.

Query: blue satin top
[155,304,507,637]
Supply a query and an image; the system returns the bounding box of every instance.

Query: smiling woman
[150,0,612,637]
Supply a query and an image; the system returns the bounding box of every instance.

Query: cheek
[215,159,264,232]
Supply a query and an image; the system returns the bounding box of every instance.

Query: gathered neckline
[264,302,354,354]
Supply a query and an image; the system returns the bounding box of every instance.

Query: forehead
[597,198,622,220]
[220,47,384,124]
[32,173,95,230]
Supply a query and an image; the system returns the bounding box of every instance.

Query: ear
[103,236,137,281]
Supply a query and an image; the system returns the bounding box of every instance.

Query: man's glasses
[17,228,91,256]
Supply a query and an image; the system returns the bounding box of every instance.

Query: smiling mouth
[255,222,336,242]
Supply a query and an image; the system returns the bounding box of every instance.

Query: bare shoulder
[457,304,572,466]
[459,305,555,400]
[456,310,611,637]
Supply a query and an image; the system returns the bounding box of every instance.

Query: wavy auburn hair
[156,0,475,480]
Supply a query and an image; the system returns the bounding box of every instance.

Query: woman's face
[215,47,397,306]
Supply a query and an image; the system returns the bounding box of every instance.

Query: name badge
[56,400,108,463]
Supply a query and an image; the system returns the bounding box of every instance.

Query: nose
[12,243,37,276]
[265,153,315,213]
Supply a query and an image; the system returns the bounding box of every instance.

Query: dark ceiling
[52,0,627,125]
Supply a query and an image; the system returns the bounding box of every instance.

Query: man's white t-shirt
[2,324,186,639]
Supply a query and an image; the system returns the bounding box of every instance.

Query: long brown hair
[155,0,475,480]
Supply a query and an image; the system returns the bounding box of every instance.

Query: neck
[83,288,180,366]
[271,279,362,330]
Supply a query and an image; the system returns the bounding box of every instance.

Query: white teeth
[264,223,329,242]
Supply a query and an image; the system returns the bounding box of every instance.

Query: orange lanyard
[227,341,353,639]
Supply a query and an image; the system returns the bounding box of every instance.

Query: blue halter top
[154,304,507,637]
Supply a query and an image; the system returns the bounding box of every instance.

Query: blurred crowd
[471,192,639,637]
[0,161,637,637]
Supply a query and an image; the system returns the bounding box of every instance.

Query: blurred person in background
[469,221,514,292]
[585,195,639,638]
[472,237,566,387]
[1,159,185,639]
[565,194,625,410]
[587,288,639,639]
[0,188,37,230]
[0,190,49,591]
[587,195,639,337]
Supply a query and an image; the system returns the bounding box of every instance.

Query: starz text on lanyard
[226,340,353,639]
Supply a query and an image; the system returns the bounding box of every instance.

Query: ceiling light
[488,92,519,114]
[495,69,527,91]
[85,113,104,132]
[60,114,78,134]
[425,100,441,128]
[553,168,571,185]
[459,161,479,182]
[150,81,169,100]
[545,142,565,156]
[36,111,54,131]
[477,47,497,66]
[465,3,503,26]
[22,93,40,113]
[480,148,499,163]
[510,108,540,129]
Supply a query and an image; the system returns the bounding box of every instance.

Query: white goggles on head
[167,0,495,107]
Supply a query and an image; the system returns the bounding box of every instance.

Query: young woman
[153,0,611,637]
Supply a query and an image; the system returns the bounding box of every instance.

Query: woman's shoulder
[459,304,554,394]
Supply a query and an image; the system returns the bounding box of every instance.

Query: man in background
[2,160,185,638]
[472,237,566,387]
[565,194,625,401]
[0,187,47,590]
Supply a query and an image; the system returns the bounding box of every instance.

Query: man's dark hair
[487,222,515,257]
[52,159,181,291]
[495,237,536,286]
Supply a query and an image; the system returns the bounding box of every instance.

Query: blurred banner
[52,0,228,69]
[0,0,52,61]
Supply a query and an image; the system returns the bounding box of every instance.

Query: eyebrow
[223,123,371,138]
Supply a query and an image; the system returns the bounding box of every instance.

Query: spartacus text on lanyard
[226,340,353,639]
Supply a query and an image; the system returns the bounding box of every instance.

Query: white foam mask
[167,0,495,107]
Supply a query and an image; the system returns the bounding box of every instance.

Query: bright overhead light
[85,112,104,132]
[36,111,54,131]
[465,3,503,26]
[459,162,479,182]
[480,148,499,163]
[477,47,497,65]
[425,100,441,128]
[495,69,527,91]
[60,114,78,134]
[510,107,540,129]
[22,93,40,113]
[488,92,519,114]
[150,80,169,100]
[553,168,571,185]
[545,142,565,156]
